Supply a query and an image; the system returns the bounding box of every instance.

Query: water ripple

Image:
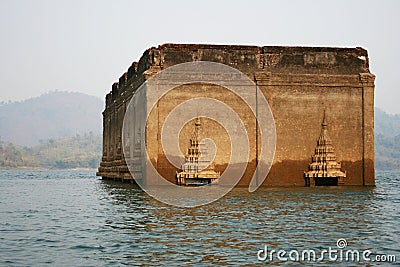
[0,170,398,266]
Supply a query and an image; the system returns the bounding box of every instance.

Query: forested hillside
[0,133,101,169]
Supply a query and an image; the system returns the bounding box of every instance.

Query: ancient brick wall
[97,44,375,187]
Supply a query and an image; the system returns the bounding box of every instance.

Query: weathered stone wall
[97,44,375,186]
[257,74,371,186]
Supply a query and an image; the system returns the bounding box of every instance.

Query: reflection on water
[0,170,399,266]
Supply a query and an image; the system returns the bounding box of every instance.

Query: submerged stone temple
[97,43,375,187]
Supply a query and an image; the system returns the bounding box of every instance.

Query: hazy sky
[0,0,399,113]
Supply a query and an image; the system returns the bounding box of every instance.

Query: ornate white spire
[176,118,220,186]
[305,111,346,186]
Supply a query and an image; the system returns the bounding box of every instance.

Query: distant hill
[0,91,104,146]
[375,107,400,137]
[375,107,400,170]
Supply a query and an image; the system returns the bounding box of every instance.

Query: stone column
[359,73,376,186]
[109,105,115,161]
[102,111,107,161]
[106,111,111,162]
[114,106,119,161]
[115,103,121,161]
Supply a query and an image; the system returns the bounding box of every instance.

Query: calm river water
[0,170,399,266]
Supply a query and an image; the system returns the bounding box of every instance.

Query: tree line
[0,133,101,169]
